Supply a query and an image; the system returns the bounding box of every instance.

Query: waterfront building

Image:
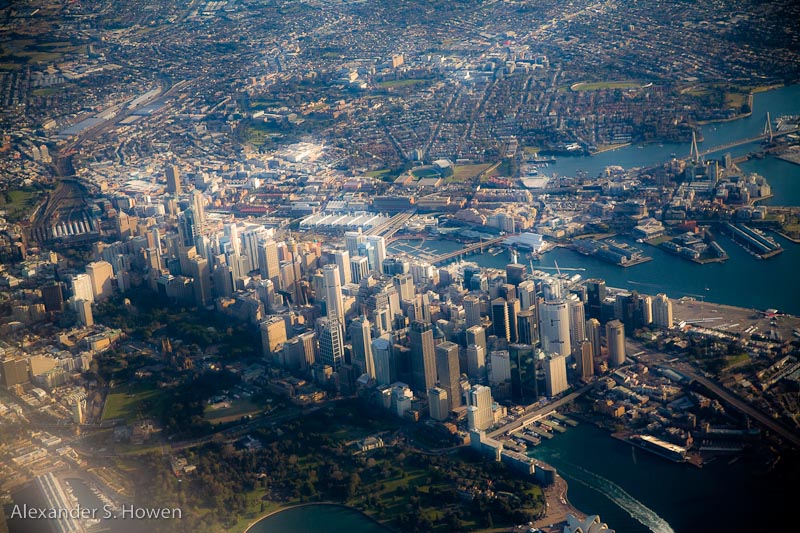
[606,319,626,367]
[506,263,526,287]
[586,279,606,319]
[467,384,493,431]
[653,293,674,328]
[435,341,462,409]
[544,354,568,397]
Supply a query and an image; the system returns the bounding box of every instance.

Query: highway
[487,383,594,439]
[429,235,508,264]
[626,339,800,450]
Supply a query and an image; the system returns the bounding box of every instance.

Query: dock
[551,413,579,427]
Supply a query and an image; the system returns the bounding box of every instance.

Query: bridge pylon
[689,130,701,164]
[764,112,773,143]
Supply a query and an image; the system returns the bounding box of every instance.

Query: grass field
[571,81,640,91]
[101,384,167,422]
[1,188,41,222]
[364,168,392,179]
[448,163,492,182]
[411,167,441,178]
[204,399,262,425]
[523,146,542,155]
[378,78,428,89]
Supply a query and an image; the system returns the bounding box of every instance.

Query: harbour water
[246,504,390,533]
[529,423,792,532]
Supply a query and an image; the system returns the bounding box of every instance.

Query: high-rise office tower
[371,335,394,386]
[260,316,287,359]
[73,298,94,327]
[544,354,568,397]
[568,296,586,351]
[539,300,571,356]
[507,297,521,343]
[467,384,493,431]
[586,318,601,360]
[517,309,538,345]
[70,274,95,304]
[349,316,375,378]
[542,279,562,302]
[466,324,487,352]
[188,256,211,306]
[165,164,181,195]
[491,298,511,341]
[393,273,415,301]
[191,189,206,230]
[409,321,436,396]
[653,294,673,328]
[350,256,370,284]
[344,230,365,258]
[258,240,280,282]
[318,317,345,371]
[586,279,606,319]
[323,264,345,324]
[333,250,352,285]
[435,341,462,409]
[606,319,626,367]
[518,279,537,311]
[86,261,114,301]
[490,350,511,384]
[463,295,482,328]
[578,340,594,381]
[428,387,449,421]
[365,236,387,273]
[41,283,64,312]
[505,263,526,287]
[640,295,653,326]
[466,344,486,380]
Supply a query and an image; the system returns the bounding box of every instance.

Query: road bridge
[429,236,507,265]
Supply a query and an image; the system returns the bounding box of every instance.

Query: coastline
[241,502,391,533]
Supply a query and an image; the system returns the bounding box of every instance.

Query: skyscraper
[41,283,64,312]
[467,384,493,431]
[578,340,594,381]
[539,300,571,356]
[491,298,511,341]
[323,264,345,324]
[165,164,181,195]
[568,296,586,351]
[435,341,462,409]
[344,230,365,258]
[365,235,387,273]
[465,324,487,352]
[350,255,370,284]
[409,321,436,396]
[606,319,626,367]
[586,279,606,319]
[428,387,449,421]
[517,309,538,345]
[463,295,482,328]
[653,293,673,328]
[490,350,511,384]
[518,279,537,311]
[260,316,287,359]
[505,263,526,287]
[318,317,345,370]
[86,261,113,301]
[466,344,486,381]
[333,250,352,285]
[544,354,568,397]
[349,316,375,378]
[258,240,280,282]
[586,318,602,360]
[371,335,394,386]
[393,273,415,301]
